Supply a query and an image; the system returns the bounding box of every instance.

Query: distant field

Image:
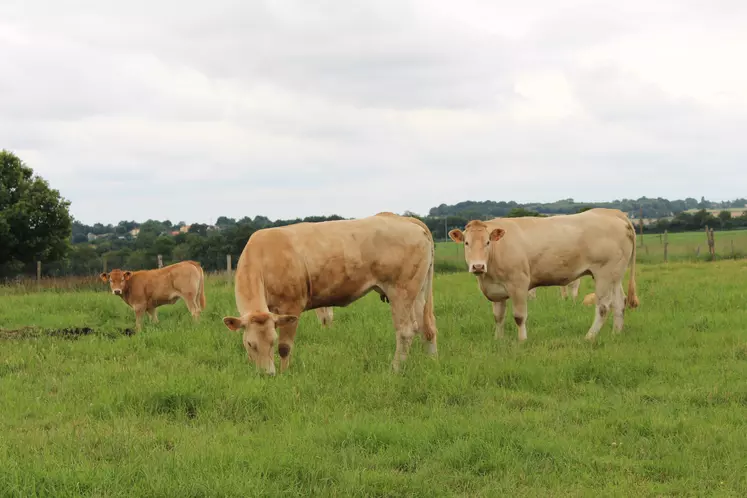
[2,259,747,496]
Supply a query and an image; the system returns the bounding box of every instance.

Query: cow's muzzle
[470,263,486,274]
[113,289,122,295]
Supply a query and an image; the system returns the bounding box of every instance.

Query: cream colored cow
[449,208,639,341]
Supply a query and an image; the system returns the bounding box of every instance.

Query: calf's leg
[182,291,201,321]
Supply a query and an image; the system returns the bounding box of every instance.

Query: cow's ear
[223,316,245,331]
[99,272,108,283]
[489,228,506,242]
[273,314,298,327]
[123,271,133,280]
[448,229,464,243]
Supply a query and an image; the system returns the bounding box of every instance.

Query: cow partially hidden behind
[312,290,391,328]
[222,212,438,375]
[314,307,334,327]
[100,260,206,331]
[449,208,639,341]
[528,277,581,301]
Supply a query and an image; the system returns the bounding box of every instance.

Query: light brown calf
[449,208,638,341]
[222,212,438,375]
[100,260,206,331]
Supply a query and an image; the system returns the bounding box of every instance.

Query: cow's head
[222,311,298,375]
[100,269,133,296]
[448,220,505,275]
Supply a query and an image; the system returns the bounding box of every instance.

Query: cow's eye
[465,241,469,246]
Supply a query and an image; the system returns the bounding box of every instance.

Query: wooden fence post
[639,208,644,246]
[157,254,163,268]
[36,261,41,281]
[705,227,715,259]
[731,239,735,258]
[663,230,669,263]
[226,254,232,282]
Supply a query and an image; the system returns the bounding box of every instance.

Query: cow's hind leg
[147,308,159,323]
[612,282,626,333]
[585,278,614,340]
[182,291,201,321]
[390,292,418,372]
[492,300,507,339]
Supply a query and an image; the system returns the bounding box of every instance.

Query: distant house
[180,225,191,233]
[87,233,98,242]
[171,230,180,236]
[129,228,140,237]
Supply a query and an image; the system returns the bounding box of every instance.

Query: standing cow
[448,208,638,341]
[222,212,438,375]
[100,260,206,331]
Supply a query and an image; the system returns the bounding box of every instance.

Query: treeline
[429,196,747,220]
[643,209,747,234]
[19,199,747,278]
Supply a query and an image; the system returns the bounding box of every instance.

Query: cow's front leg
[277,319,300,372]
[492,300,507,339]
[147,308,159,323]
[134,307,145,332]
[510,291,529,342]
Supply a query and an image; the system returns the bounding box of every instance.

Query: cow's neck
[120,284,133,306]
[238,270,270,314]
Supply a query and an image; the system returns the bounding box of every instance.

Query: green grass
[2,260,747,496]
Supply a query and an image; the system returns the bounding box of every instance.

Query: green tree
[0,150,72,276]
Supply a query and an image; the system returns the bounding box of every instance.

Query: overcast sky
[2,1,746,225]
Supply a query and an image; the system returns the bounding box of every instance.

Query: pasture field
[2,259,747,496]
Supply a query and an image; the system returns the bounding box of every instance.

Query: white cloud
[0,0,745,224]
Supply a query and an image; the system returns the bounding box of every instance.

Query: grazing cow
[100,260,206,331]
[222,212,438,375]
[448,208,638,341]
[527,277,581,301]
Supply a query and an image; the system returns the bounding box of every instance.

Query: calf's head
[222,311,298,375]
[100,269,133,296]
[448,221,505,275]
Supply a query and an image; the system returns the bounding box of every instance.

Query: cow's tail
[422,247,437,342]
[188,260,207,310]
[625,218,639,309]
[417,219,437,343]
